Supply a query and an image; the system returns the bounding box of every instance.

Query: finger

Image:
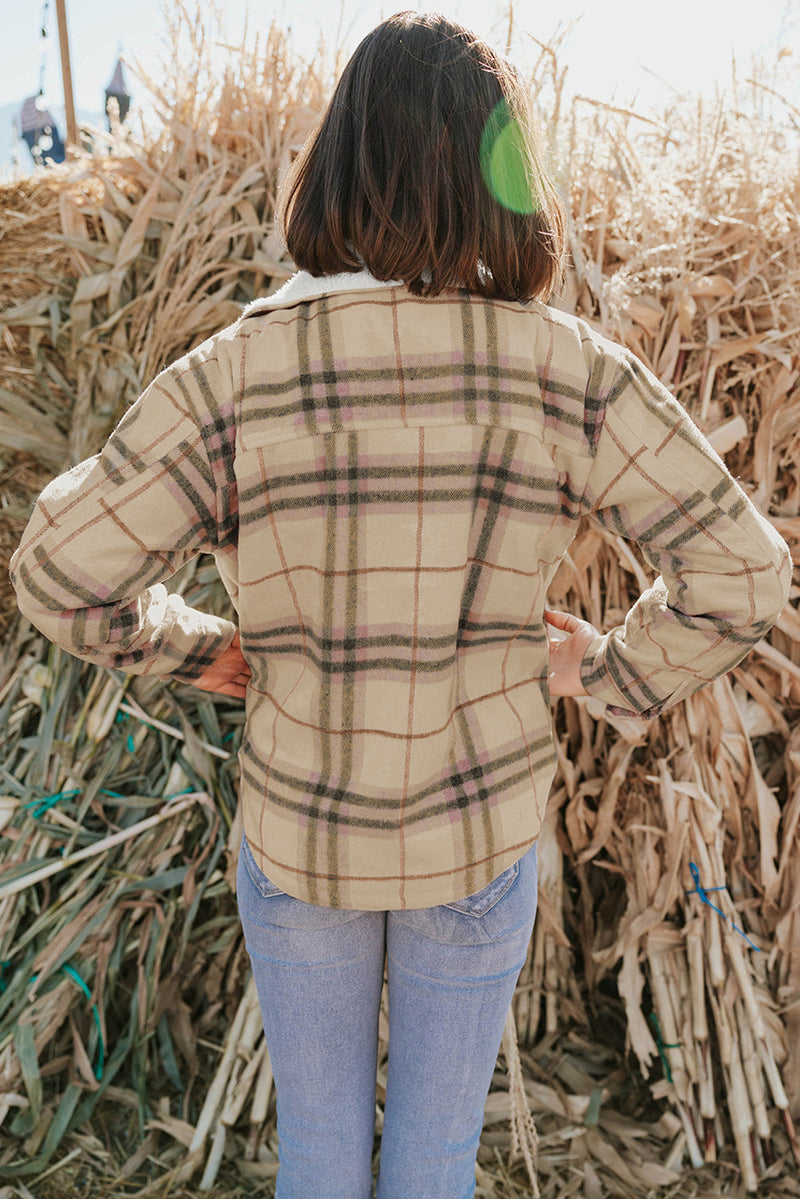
[544,610,584,636]
[218,654,248,674]
[193,673,249,696]
[216,680,249,696]
[214,681,247,698]
[544,608,577,628]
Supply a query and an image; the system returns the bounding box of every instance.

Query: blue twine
[61,964,105,1080]
[686,862,761,951]
[23,787,130,819]
[22,789,81,819]
[7,964,104,1079]
[24,785,197,820]
[649,1012,680,1084]
[114,708,135,751]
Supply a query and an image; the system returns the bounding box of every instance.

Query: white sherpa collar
[241,269,404,318]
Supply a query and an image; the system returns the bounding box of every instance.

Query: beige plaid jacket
[11,272,792,908]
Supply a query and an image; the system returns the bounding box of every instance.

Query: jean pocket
[445,860,520,917]
[240,836,285,898]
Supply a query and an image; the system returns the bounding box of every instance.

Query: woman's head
[279,11,565,302]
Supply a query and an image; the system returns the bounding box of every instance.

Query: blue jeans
[237,838,538,1199]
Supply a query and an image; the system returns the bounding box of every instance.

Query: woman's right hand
[192,631,250,699]
[544,609,600,698]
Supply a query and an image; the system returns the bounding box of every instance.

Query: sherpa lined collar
[242,269,404,318]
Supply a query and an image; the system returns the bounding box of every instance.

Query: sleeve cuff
[162,614,238,684]
[579,632,664,720]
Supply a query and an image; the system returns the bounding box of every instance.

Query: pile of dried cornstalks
[1,7,799,1197]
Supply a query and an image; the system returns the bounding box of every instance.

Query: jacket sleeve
[578,346,793,718]
[9,341,238,682]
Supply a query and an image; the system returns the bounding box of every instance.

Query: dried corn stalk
[1,3,799,1196]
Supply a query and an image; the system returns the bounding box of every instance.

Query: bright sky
[3,0,799,136]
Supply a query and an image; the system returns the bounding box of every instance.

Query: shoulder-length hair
[278,11,565,302]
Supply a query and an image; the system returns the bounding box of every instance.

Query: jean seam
[444,860,520,917]
[241,836,284,898]
[385,957,529,985]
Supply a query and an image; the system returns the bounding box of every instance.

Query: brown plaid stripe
[11,274,792,908]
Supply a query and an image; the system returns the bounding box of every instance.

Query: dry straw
[1,4,799,1196]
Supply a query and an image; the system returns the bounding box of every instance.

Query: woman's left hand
[544,608,599,698]
[192,631,250,699]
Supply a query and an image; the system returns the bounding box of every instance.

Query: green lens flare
[479,100,539,215]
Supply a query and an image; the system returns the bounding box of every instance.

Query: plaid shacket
[11,271,793,908]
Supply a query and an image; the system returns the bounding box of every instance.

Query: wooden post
[54,0,78,150]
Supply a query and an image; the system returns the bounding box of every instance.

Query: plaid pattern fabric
[11,272,792,908]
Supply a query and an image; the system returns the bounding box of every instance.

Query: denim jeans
[237,838,538,1199]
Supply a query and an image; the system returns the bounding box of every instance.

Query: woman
[11,12,791,1199]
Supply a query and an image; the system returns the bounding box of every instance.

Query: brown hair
[279,11,565,302]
